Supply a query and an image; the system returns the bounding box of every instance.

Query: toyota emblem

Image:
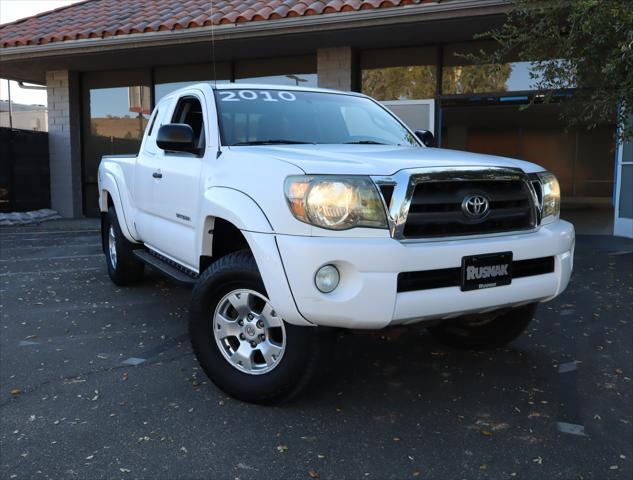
[461,194,490,219]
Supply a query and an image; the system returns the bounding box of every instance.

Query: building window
[360,47,437,100]
[154,63,232,102]
[88,86,151,141]
[442,62,549,95]
[234,56,317,87]
[82,69,152,216]
[235,74,317,87]
[441,42,558,95]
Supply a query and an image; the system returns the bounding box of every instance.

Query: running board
[133,250,198,287]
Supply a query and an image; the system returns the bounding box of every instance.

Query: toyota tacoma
[98,84,574,404]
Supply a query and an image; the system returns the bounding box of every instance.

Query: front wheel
[429,303,538,350]
[189,250,320,404]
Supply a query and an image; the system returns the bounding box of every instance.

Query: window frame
[147,108,159,137]
[169,94,207,154]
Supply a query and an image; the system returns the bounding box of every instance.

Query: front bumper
[275,220,575,329]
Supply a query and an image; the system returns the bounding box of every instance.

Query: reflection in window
[234,55,317,88]
[235,74,317,88]
[360,47,437,100]
[82,69,152,216]
[362,66,436,100]
[85,86,150,207]
[89,86,150,141]
[154,63,232,102]
[155,80,231,102]
[442,62,552,95]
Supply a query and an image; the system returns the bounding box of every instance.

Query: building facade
[0,0,629,236]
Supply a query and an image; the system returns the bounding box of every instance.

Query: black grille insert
[397,256,555,293]
[403,180,535,238]
[378,184,395,208]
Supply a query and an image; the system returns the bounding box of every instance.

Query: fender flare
[201,186,274,236]
[99,171,139,243]
[198,188,312,326]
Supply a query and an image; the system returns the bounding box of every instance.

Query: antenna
[210,0,217,88]
[210,0,222,158]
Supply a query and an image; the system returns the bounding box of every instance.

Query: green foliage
[442,64,513,95]
[471,0,633,142]
[362,66,436,100]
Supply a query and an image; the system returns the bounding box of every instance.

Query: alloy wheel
[213,289,286,375]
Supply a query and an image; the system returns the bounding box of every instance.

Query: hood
[228,145,544,176]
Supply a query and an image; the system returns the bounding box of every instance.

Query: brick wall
[46,70,82,217]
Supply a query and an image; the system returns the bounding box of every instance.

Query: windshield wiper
[344,140,387,145]
[232,140,315,146]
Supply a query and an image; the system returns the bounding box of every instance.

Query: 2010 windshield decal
[219,90,297,102]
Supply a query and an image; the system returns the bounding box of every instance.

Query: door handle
[152,171,163,179]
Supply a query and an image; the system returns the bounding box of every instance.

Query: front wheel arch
[199,216,250,272]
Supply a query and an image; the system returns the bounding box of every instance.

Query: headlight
[536,171,560,225]
[284,175,388,230]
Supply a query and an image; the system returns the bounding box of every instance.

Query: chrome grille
[373,167,540,240]
[403,179,536,238]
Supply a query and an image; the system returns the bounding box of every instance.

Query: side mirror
[414,129,435,147]
[157,124,200,155]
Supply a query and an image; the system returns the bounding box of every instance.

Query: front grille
[402,180,536,238]
[397,256,555,293]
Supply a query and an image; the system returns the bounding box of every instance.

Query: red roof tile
[0,0,436,48]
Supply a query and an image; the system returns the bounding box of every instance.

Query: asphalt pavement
[1,219,632,480]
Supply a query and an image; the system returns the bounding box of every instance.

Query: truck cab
[98,83,574,404]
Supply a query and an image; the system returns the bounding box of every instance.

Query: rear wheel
[103,207,144,286]
[429,303,538,350]
[189,250,320,404]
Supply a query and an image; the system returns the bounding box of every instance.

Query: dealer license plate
[461,252,513,291]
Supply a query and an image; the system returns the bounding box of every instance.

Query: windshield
[214,89,419,147]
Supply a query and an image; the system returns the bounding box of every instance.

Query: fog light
[315,265,340,293]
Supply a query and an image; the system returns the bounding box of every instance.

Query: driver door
[143,91,207,270]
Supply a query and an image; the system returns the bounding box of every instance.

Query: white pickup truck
[98,83,574,404]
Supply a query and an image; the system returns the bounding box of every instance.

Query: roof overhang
[0,0,510,84]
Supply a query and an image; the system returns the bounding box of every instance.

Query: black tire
[189,250,320,405]
[103,207,144,286]
[429,303,538,350]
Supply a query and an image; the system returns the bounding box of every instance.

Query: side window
[172,96,205,150]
